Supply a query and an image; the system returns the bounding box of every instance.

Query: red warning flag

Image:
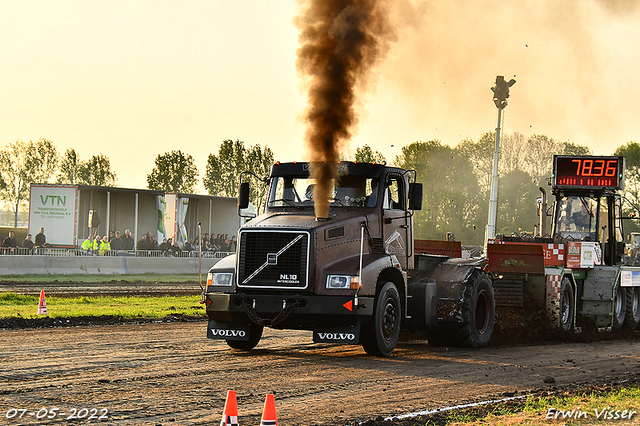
[37,290,48,315]
[260,394,278,426]
[220,390,239,426]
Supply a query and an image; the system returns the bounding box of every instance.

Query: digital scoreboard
[553,155,625,190]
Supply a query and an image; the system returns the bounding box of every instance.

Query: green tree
[57,148,82,184]
[496,169,539,235]
[614,141,640,232]
[57,150,117,186]
[147,150,198,193]
[79,154,118,186]
[395,140,483,243]
[0,139,59,227]
[353,145,386,163]
[203,140,274,213]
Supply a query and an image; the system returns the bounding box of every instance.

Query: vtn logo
[40,195,66,206]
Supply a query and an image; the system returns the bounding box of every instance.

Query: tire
[427,270,495,348]
[613,282,627,330]
[361,282,401,357]
[625,287,640,330]
[559,277,574,331]
[225,323,263,351]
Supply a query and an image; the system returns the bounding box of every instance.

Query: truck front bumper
[205,292,374,329]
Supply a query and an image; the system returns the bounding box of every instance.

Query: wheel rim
[561,287,572,324]
[382,297,398,340]
[615,286,624,319]
[475,289,490,334]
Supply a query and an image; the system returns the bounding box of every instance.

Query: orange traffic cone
[260,394,277,426]
[220,390,239,426]
[37,290,48,315]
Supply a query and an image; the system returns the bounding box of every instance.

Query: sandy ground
[1,322,639,425]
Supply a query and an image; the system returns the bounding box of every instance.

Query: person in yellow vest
[99,235,111,256]
[81,236,92,253]
[92,235,101,255]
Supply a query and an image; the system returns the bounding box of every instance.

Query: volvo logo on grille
[267,253,278,264]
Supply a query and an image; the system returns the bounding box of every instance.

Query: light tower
[485,75,516,252]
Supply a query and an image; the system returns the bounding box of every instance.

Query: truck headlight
[326,275,359,290]
[208,272,234,286]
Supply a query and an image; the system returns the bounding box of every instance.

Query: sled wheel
[427,270,495,348]
[613,281,627,330]
[559,277,574,331]
[457,270,495,347]
[225,323,263,351]
[625,287,640,330]
[361,282,401,357]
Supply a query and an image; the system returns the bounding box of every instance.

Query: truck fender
[429,258,486,322]
[360,254,405,296]
[405,278,438,329]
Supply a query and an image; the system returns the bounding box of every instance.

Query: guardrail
[0,247,233,258]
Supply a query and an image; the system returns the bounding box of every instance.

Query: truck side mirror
[238,182,250,210]
[409,183,423,211]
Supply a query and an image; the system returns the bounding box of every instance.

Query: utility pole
[485,75,516,253]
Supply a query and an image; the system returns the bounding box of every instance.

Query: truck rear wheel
[225,323,263,351]
[361,282,401,357]
[427,270,495,348]
[625,287,640,330]
[613,282,627,330]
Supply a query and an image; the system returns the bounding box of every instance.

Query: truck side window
[384,177,403,210]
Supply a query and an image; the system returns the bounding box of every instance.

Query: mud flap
[313,322,360,344]
[207,320,251,341]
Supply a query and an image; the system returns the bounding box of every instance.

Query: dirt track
[1,322,640,425]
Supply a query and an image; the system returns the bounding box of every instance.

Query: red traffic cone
[260,394,277,426]
[220,390,239,426]
[37,290,48,315]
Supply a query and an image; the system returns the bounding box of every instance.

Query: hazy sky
[1,0,639,192]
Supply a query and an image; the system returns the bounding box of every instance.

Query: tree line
[2,136,639,244]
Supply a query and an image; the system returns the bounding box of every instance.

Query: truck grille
[237,230,310,289]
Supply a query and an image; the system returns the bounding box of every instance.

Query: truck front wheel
[361,282,401,357]
[225,323,263,351]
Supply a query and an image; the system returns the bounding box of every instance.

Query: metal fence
[0,247,233,258]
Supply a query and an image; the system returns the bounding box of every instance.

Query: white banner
[29,185,78,247]
[176,197,189,248]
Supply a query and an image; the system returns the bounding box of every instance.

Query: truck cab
[204,161,423,356]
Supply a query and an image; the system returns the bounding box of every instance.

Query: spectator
[2,231,17,251]
[22,233,34,250]
[169,239,182,256]
[150,235,159,250]
[99,236,111,255]
[122,229,134,250]
[110,231,124,250]
[229,236,237,252]
[221,234,230,252]
[184,238,194,252]
[81,236,93,253]
[158,238,170,253]
[92,235,101,255]
[202,239,211,251]
[35,227,46,247]
[137,234,149,250]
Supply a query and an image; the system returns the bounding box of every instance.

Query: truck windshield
[267,175,380,208]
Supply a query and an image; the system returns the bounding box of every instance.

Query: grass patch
[0,273,200,284]
[0,292,205,319]
[416,384,640,426]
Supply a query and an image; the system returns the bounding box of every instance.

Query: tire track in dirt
[1,322,639,425]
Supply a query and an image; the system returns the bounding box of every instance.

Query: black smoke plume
[295,0,395,218]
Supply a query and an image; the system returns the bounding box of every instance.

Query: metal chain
[241,298,302,327]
